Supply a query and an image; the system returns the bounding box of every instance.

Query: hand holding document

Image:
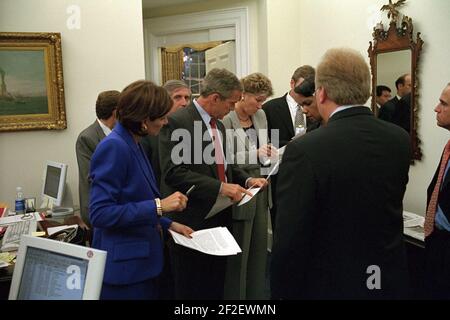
[169,227,241,256]
[238,187,261,206]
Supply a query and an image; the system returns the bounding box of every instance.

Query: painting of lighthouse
[0,32,66,132]
[0,49,49,116]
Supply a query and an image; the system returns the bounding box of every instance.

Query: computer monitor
[41,160,68,208]
[8,235,106,300]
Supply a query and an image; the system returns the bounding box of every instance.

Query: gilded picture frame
[0,32,66,132]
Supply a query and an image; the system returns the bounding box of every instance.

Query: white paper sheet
[47,224,78,236]
[169,227,241,256]
[0,212,44,226]
[238,187,261,206]
[403,211,425,241]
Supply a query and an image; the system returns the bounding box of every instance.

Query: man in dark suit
[424,83,450,299]
[159,68,267,299]
[263,65,317,147]
[141,80,191,187]
[374,85,392,115]
[392,92,411,133]
[379,74,411,122]
[271,48,411,299]
[75,90,120,227]
[262,66,317,231]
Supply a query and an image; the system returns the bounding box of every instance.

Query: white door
[205,41,236,74]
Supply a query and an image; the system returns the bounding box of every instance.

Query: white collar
[97,119,112,136]
[329,105,357,119]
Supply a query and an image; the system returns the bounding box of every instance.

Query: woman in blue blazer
[89,80,193,300]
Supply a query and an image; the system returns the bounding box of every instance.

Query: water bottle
[15,186,25,215]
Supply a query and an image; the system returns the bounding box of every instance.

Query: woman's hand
[258,144,278,158]
[169,221,194,238]
[161,192,188,213]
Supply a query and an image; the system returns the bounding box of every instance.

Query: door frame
[143,7,249,84]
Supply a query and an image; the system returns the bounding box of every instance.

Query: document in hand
[238,187,261,206]
[169,227,242,256]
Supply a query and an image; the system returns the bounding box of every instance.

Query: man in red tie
[159,68,267,299]
[425,83,450,299]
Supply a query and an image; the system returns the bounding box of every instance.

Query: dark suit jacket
[159,103,250,230]
[392,93,411,133]
[427,149,450,225]
[89,122,171,287]
[378,96,399,122]
[263,93,316,148]
[75,120,106,226]
[271,107,411,299]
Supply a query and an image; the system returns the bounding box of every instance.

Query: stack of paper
[0,212,44,226]
[169,227,241,256]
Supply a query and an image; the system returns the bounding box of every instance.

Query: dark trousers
[425,228,450,299]
[168,238,227,300]
[269,174,278,232]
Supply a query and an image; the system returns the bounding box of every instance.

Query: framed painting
[0,32,66,132]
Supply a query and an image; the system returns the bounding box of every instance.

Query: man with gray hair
[159,68,267,299]
[271,48,411,299]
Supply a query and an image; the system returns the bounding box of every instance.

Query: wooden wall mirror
[368,0,424,161]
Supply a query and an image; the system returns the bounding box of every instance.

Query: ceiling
[142,0,203,9]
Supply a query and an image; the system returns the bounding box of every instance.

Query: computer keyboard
[1,219,37,252]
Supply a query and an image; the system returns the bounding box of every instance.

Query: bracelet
[155,198,163,217]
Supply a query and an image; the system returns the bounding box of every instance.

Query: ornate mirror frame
[368,8,424,161]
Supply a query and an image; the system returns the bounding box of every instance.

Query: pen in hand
[186,185,196,196]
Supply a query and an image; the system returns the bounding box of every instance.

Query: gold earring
[142,123,148,131]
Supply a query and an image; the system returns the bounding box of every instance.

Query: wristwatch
[155,198,163,217]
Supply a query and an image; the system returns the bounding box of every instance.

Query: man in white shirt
[75,90,120,227]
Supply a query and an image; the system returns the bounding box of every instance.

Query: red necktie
[209,118,226,183]
[424,139,450,238]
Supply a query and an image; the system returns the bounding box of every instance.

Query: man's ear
[290,79,295,89]
[317,87,327,104]
[211,93,221,102]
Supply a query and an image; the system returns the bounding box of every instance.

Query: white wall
[264,0,302,96]
[0,0,145,210]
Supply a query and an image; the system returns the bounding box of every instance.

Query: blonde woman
[222,73,275,299]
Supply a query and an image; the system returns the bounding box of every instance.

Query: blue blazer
[89,123,171,285]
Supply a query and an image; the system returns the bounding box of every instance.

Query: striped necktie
[209,118,226,183]
[294,104,306,136]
